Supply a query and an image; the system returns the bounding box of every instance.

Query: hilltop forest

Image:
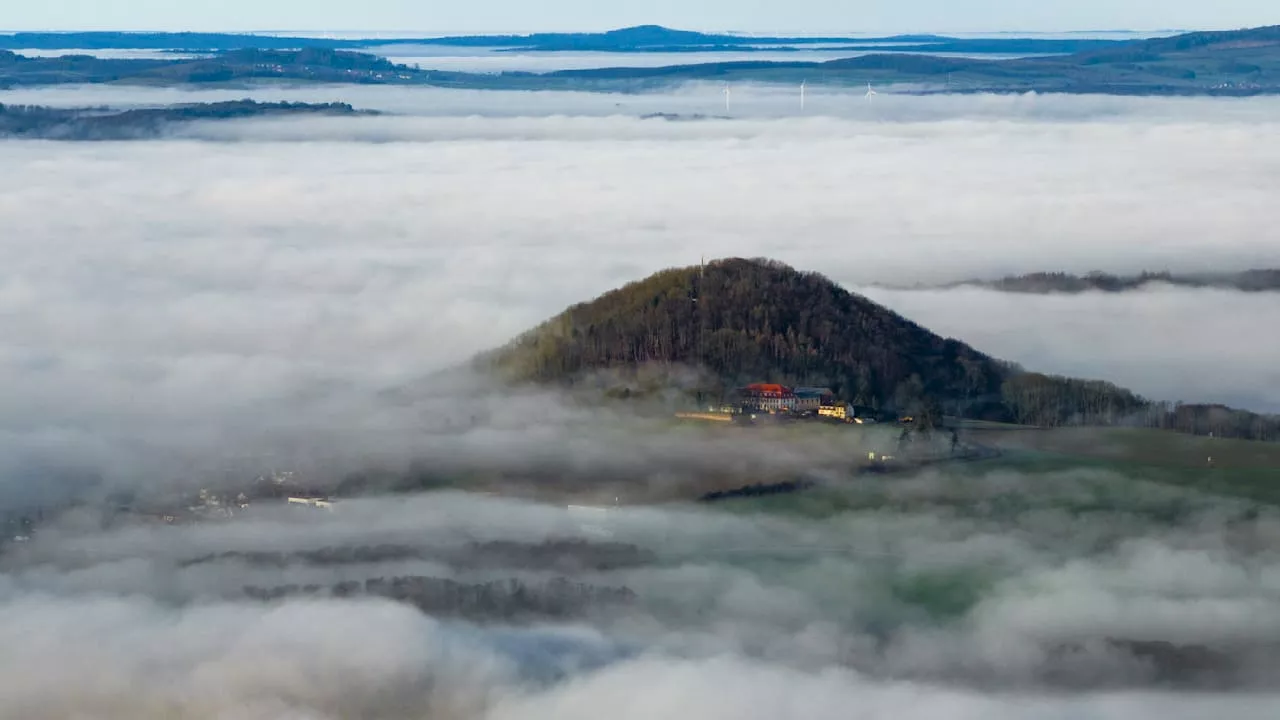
[481,258,1279,441]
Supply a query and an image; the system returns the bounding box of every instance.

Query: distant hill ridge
[916,269,1280,294]
[476,258,1279,441]
[0,26,1117,53]
[4,25,1280,96]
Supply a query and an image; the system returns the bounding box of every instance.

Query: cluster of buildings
[715,383,877,423]
[138,471,335,525]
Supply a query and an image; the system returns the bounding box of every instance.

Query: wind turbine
[865,82,878,103]
[723,84,732,114]
[800,80,807,112]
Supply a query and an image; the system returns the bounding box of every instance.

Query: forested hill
[481,259,1107,422]
[931,269,1280,294]
[478,258,1280,441]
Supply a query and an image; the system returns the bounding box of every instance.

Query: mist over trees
[0,100,363,140]
[937,269,1280,294]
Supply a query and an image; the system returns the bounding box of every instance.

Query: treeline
[0,50,171,87]
[185,539,654,572]
[1140,402,1280,441]
[699,479,816,502]
[999,372,1149,426]
[245,576,637,621]
[0,100,362,140]
[1,47,418,88]
[950,269,1280,294]
[999,372,1280,441]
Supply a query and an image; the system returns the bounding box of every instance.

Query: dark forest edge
[891,269,1280,294]
[0,100,368,140]
[477,257,1280,443]
[2,25,1279,96]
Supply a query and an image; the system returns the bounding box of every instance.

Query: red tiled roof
[743,383,794,396]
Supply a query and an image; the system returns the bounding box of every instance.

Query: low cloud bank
[2,87,1277,715]
[6,83,1280,122]
[0,93,1276,495]
[3,469,1280,716]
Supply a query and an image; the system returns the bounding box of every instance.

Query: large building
[735,384,835,413]
[735,383,797,412]
[818,404,851,421]
[288,496,335,511]
[793,387,834,412]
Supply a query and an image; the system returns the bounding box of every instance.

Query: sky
[1,0,1275,34]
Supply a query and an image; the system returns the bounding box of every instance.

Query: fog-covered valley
[2,81,1278,717]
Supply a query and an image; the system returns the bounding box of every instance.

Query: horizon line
[0,26,1196,38]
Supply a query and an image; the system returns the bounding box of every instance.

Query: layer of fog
[9,81,1280,122]
[4,79,1279,715]
[5,593,1275,720]
[9,47,208,60]
[1,90,1276,483]
[377,46,891,73]
[861,286,1280,411]
[5,472,1280,716]
[12,44,904,73]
